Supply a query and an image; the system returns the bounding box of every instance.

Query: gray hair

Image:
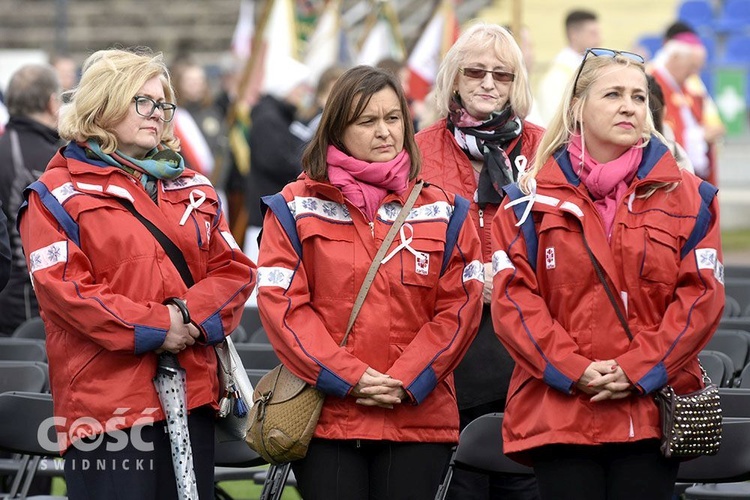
[6,64,60,116]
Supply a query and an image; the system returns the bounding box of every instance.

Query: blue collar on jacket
[63,141,111,169]
[554,135,671,187]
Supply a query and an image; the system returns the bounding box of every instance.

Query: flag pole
[511,0,522,44]
[406,0,442,57]
[226,0,276,246]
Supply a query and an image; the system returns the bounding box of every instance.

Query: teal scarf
[86,140,185,189]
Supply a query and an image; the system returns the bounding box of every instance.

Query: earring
[453,90,460,99]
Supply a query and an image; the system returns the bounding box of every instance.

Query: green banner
[714,67,747,136]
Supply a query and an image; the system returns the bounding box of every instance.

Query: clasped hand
[158,303,201,354]
[351,367,406,409]
[577,360,633,402]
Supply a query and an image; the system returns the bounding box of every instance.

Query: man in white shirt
[536,9,601,125]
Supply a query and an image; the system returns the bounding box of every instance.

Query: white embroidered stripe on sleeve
[695,248,724,285]
[292,197,352,223]
[257,267,294,290]
[492,250,515,276]
[51,182,81,204]
[378,201,452,223]
[462,260,484,283]
[221,231,240,250]
[29,241,68,273]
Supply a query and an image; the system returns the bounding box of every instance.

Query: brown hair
[301,65,420,181]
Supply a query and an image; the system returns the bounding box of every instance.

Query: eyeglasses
[571,48,645,96]
[459,67,515,83]
[132,95,177,122]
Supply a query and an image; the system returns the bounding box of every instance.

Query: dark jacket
[245,95,305,227]
[0,116,61,335]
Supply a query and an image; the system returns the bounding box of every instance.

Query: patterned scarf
[86,140,185,202]
[448,98,523,207]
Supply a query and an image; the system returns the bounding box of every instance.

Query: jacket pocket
[638,226,679,286]
[399,235,444,288]
[297,226,356,300]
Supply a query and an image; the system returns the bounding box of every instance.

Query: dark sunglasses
[571,48,645,96]
[459,67,516,83]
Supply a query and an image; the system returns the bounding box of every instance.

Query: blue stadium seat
[678,0,715,33]
[714,0,750,34]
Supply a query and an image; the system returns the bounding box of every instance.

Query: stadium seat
[725,278,750,316]
[435,413,533,500]
[0,338,47,363]
[723,295,742,318]
[719,34,750,65]
[714,0,750,33]
[233,343,281,371]
[635,34,662,60]
[11,317,45,340]
[739,363,750,388]
[678,0,715,33]
[699,350,735,387]
[706,330,750,382]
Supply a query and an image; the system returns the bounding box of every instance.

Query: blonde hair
[58,47,178,153]
[433,22,532,119]
[521,52,663,195]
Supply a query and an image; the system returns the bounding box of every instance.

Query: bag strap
[581,230,633,342]
[341,180,424,345]
[115,198,196,288]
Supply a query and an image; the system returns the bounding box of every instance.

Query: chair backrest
[453,413,533,476]
[248,326,269,344]
[739,363,750,388]
[725,278,750,313]
[718,387,750,417]
[678,0,715,29]
[0,361,48,394]
[214,431,266,467]
[726,264,750,280]
[636,34,662,60]
[11,317,46,340]
[706,330,750,378]
[699,350,734,387]
[240,307,263,340]
[724,295,742,318]
[246,368,271,387]
[229,324,248,343]
[234,343,280,371]
[0,391,57,456]
[677,417,750,482]
[0,338,47,362]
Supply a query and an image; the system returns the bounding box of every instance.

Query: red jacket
[19,143,255,452]
[416,118,545,262]
[490,138,724,462]
[256,176,483,443]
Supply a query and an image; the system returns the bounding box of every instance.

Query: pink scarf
[567,135,643,240]
[326,145,411,221]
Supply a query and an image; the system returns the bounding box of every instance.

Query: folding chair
[11,318,46,340]
[0,391,64,500]
[240,307,263,340]
[434,413,533,500]
[0,339,47,363]
[234,343,281,371]
[739,364,750,388]
[0,362,47,395]
[722,295,742,318]
[725,278,750,317]
[213,428,267,486]
[256,463,296,500]
[699,350,734,387]
[706,330,750,383]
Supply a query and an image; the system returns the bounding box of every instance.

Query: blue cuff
[134,325,167,355]
[543,364,574,394]
[200,312,225,345]
[316,368,350,398]
[407,367,438,405]
[636,362,668,394]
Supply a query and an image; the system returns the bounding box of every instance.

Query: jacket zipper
[368,221,374,237]
[478,208,484,228]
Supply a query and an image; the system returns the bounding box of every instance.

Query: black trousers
[446,401,541,500]
[63,406,215,500]
[529,439,680,500]
[291,438,453,500]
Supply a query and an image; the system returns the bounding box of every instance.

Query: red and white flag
[304,0,351,84]
[356,1,405,66]
[407,0,459,101]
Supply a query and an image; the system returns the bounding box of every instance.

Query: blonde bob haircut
[432,22,532,120]
[302,65,421,181]
[58,47,178,153]
[522,52,658,194]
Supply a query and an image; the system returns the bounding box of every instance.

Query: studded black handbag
[654,367,723,459]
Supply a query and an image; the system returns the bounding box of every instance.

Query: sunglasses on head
[571,48,645,96]
[459,67,516,83]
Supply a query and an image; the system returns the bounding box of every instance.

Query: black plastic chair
[699,350,735,387]
[434,413,533,500]
[234,343,281,371]
[213,427,267,486]
[739,364,750,389]
[0,361,47,395]
[706,330,750,383]
[722,295,742,318]
[725,278,750,317]
[239,307,263,341]
[717,387,750,418]
[0,392,64,500]
[0,338,47,363]
[11,317,46,340]
[248,326,269,344]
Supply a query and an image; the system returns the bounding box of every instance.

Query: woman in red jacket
[491,49,724,500]
[416,22,544,500]
[19,48,255,499]
[256,65,483,499]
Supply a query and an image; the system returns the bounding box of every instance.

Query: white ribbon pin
[179,189,207,226]
[381,223,420,264]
